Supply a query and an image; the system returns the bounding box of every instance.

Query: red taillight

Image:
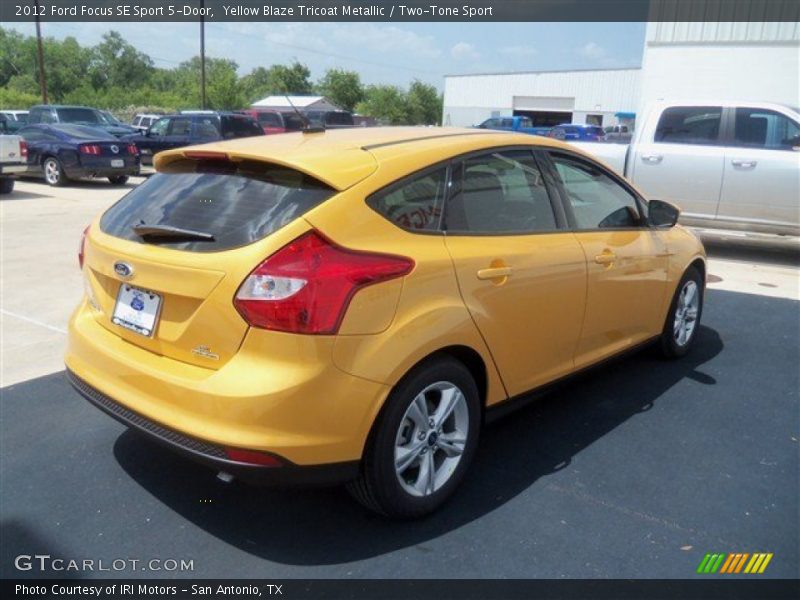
[225,448,283,467]
[127,143,138,155]
[19,140,28,159]
[234,230,414,334]
[80,144,101,155]
[78,225,90,269]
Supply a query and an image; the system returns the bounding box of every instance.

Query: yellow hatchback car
[66,127,705,518]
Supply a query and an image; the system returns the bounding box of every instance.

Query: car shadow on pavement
[113,325,723,566]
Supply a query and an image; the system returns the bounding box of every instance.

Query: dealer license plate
[112,284,161,337]
[111,159,124,168]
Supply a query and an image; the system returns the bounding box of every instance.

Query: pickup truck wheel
[43,157,66,187]
[660,266,704,358]
[108,175,129,185]
[347,356,480,518]
[0,177,13,194]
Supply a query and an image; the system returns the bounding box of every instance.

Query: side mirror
[649,199,680,228]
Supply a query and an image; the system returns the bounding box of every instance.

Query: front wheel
[660,266,704,358]
[347,356,481,518]
[42,157,66,187]
[108,175,129,185]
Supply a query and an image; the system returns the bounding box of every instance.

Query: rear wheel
[43,157,66,187]
[0,177,13,194]
[347,356,480,518]
[660,266,704,358]
[108,175,129,185]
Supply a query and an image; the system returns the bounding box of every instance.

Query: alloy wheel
[44,159,60,185]
[673,280,699,346]
[394,381,469,497]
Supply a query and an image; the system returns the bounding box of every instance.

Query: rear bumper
[66,369,359,486]
[0,162,27,175]
[65,164,139,179]
[66,300,389,469]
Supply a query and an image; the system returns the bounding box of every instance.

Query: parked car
[604,124,633,143]
[122,112,263,164]
[549,124,606,141]
[304,109,355,129]
[0,131,28,194]
[17,123,140,186]
[0,110,29,132]
[477,116,551,136]
[570,101,800,236]
[28,105,137,138]
[66,127,706,518]
[238,109,306,134]
[131,113,163,133]
[98,110,138,135]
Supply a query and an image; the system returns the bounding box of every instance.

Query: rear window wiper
[132,224,215,242]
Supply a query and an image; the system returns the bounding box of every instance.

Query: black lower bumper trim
[66,369,359,487]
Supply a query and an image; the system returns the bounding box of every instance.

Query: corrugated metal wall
[442,68,642,126]
[646,21,800,44]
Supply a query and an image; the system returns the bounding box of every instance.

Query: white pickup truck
[571,101,800,236]
[0,132,28,194]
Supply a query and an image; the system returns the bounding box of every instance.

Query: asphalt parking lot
[1,176,798,579]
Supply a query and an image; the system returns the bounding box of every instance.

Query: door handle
[731,159,757,169]
[641,154,663,164]
[594,251,617,265]
[477,266,513,280]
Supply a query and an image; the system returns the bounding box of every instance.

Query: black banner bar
[4,579,800,600]
[2,0,800,23]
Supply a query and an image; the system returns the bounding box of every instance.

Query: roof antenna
[285,95,325,134]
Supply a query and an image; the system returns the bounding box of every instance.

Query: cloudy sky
[6,21,646,89]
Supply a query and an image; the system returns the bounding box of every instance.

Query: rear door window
[367,167,447,232]
[257,112,282,127]
[446,150,557,234]
[168,117,192,136]
[655,106,722,145]
[733,108,800,150]
[100,159,335,252]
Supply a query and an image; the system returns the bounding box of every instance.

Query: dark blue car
[122,112,263,164]
[17,123,140,187]
[547,124,606,141]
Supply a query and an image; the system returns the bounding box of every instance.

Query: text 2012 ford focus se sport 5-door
[66,127,706,518]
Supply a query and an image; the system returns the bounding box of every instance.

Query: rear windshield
[100,159,335,252]
[220,116,263,138]
[56,108,102,124]
[256,112,282,127]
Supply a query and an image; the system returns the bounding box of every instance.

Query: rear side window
[446,150,557,234]
[169,117,192,136]
[221,116,263,138]
[325,112,354,126]
[283,114,306,131]
[56,108,102,124]
[733,108,800,150]
[367,167,447,232]
[655,106,721,145]
[100,159,335,252]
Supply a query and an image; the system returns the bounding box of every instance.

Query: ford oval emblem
[114,261,133,279]
[110,145,119,154]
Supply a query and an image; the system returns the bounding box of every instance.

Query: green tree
[355,85,409,125]
[89,31,153,91]
[405,80,442,125]
[316,68,364,112]
[240,61,313,102]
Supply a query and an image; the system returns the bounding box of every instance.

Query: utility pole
[34,0,48,103]
[200,0,206,109]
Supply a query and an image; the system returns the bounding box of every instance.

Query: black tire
[0,177,13,194]
[347,356,481,519]
[108,175,129,185]
[42,156,66,187]
[660,266,704,358]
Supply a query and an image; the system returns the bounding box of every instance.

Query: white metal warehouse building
[443,16,800,129]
